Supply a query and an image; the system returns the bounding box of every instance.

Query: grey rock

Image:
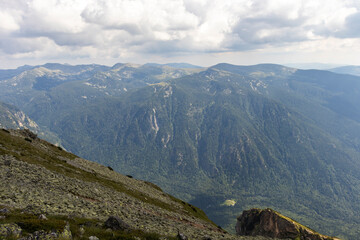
[176,232,188,240]
[38,214,48,220]
[104,216,130,231]
[89,236,99,240]
[79,227,85,236]
[0,208,9,214]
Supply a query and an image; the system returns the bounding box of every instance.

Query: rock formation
[236,208,339,240]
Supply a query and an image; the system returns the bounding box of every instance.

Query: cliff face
[0,102,39,131]
[236,208,339,240]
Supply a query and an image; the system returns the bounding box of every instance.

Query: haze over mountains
[329,66,360,77]
[1,62,360,239]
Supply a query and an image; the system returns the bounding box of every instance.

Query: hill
[0,128,244,239]
[329,65,360,76]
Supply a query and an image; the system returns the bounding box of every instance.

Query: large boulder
[235,208,338,240]
[104,216,130,231]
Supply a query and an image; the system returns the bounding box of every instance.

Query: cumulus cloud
[336,12,360,38]
[0,0,360,67]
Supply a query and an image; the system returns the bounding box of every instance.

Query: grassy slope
[0,129,238,239]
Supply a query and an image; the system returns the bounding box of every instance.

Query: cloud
[0,11,20,32]
[0,0,360,67]
[226,0,358,49]
[335,12,360,38]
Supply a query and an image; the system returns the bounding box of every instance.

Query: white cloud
[0,0,360,68]
[22,0,88,34]
[0,11,20,32]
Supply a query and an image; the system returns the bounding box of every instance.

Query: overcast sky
[1,0,360,68]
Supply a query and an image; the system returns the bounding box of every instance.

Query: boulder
[0,208,9,214]
[79,226,85,236]
[38,214,48,220]
[21,129,37,140]
[177,233,188,240]
[104,216,130,231]
[176,229,188,240]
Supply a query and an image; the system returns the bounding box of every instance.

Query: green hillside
[0,128,243,239]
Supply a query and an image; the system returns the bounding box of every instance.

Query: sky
[1,0,360,69]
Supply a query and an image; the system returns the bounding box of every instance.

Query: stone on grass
[0,208,9,214]
[176,230,188,240]
[38,214,48,220]
[104,216,130,231]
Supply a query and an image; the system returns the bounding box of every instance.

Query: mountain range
[1,63,360,239]
[0,128,337,240]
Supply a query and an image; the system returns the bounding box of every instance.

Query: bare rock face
[236,208,338,240]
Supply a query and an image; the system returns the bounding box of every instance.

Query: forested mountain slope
[0,63,359,239]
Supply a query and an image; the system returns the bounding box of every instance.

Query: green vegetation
[1,129,240,239]
[0,130,213,224]
[0,207,178,240]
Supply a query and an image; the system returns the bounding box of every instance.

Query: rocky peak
[236,208,339,240]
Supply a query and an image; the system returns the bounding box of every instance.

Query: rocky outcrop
[236,208,338,240]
